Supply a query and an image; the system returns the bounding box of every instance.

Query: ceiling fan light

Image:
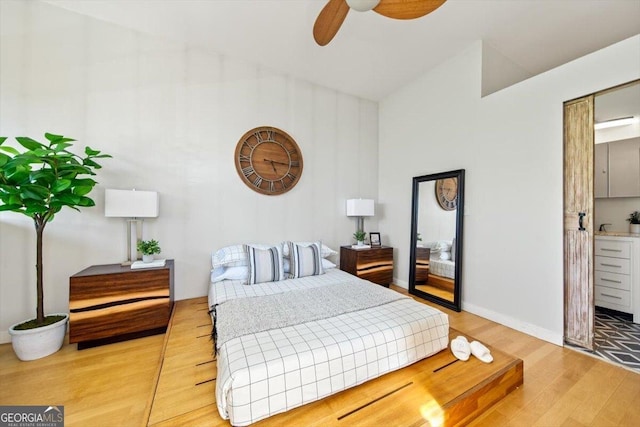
[346,0,381,12]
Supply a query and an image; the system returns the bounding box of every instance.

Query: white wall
[595,197,640,232]
[0,1,379,342]
[379,36,640,345]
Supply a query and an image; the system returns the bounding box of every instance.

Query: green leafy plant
[137,239,161,255]
[0,133,110,328]
[627,211,640,225]
[417,232,422,242]
[353,230,367,242]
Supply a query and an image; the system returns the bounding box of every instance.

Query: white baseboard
[463,302,564,346]
[0,330,11,344]
[393,278,408,289]
[393,279,562,345]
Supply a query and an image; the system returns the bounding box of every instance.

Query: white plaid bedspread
[210,269,449,426]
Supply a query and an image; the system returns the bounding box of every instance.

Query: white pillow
[439,251,451,261]
[286,241,324,279]
[433,241,452,252]
[211,243,273,269]
[211,266,249,283]
[211,244,246,269]
[322,259,337,269]
[281,241,337,259]
[284,258,336,273]
[245,244,285,284]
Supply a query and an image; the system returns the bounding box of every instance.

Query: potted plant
[137,239,161,262]
[0,133,110,361]
[627,211,640,234]
[353,230,367,246]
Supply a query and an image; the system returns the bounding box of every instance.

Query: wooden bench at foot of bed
[145,297,523,427]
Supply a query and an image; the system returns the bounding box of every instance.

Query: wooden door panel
[563,96,594,350]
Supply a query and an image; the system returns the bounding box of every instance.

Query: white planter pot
[142,254,154,263]
[630,224,640,234]
[8,313,68,361]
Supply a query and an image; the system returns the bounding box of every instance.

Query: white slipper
[469,340,493,363]
[450,336,471,361]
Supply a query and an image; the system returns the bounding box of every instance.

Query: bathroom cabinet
[594,235,639,323]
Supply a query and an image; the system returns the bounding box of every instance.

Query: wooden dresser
[69,260,174,348]
[340,246,393,287]
[415,247,431,283]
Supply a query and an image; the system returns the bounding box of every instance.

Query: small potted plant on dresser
[628,211,640,234]
[137,239,161,262]
[353,230,367,246]
[0,133,110,361]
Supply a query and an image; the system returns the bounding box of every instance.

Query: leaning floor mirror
[409,169,465,312]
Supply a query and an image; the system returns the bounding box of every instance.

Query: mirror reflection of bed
[415,242,456,302]
[409,169,464,311]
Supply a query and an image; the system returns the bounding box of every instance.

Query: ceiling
[46,0,640,101]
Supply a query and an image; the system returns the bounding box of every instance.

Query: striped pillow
[245,244,285,285]
[286,241,324,279]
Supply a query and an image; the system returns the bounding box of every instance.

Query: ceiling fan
[313,0,447,46]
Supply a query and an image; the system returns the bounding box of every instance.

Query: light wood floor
[1,287,639,426]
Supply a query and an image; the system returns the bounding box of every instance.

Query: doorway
[564,80,640,371]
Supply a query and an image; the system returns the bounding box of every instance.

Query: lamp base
[124,218,144,266]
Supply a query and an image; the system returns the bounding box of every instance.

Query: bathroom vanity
[595,232,640,323]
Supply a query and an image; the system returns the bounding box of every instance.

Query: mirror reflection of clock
[435,177,458,210]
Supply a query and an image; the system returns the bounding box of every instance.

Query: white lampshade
[346,199,375,217]
[346,0,381,12]
[105,189,159,218]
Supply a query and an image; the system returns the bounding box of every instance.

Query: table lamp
[346,198,375,234]
[105,189,159,265]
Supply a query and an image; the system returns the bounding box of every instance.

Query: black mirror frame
[408,169,464,312]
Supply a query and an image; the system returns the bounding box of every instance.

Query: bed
[209,263,449,426]
[430,258,455,279]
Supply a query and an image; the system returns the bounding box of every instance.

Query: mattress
[209,269,449,426]
[430,258,455,279]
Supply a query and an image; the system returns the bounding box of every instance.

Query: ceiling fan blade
[373,0,446,20]
[313,0,350,46]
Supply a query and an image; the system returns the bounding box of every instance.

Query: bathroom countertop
[595,231,640,238]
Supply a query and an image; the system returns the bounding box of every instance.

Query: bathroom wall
[595,197,640,232]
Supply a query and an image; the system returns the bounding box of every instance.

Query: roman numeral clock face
[234,126,303,195]
[435,177,458,211]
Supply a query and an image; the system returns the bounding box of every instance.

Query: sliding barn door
[563,96,595,350]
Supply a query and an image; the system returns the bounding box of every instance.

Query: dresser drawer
[595,239,631,259]
[594,256,630,274]
[340,246,394,286]
[69,260,175,346]
[595,286,632,313]
[595,270,630,291]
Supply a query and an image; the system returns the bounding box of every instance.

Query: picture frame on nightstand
[370,232,381,247]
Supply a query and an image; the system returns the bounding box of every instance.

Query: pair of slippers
[450,336,493,363]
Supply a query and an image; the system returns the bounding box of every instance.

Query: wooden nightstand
[415,247,431,284]
[340,246,393,287]
[69,260,174,348]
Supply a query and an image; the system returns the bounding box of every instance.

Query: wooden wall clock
[435,177,458,211]
[234,126,303,195]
